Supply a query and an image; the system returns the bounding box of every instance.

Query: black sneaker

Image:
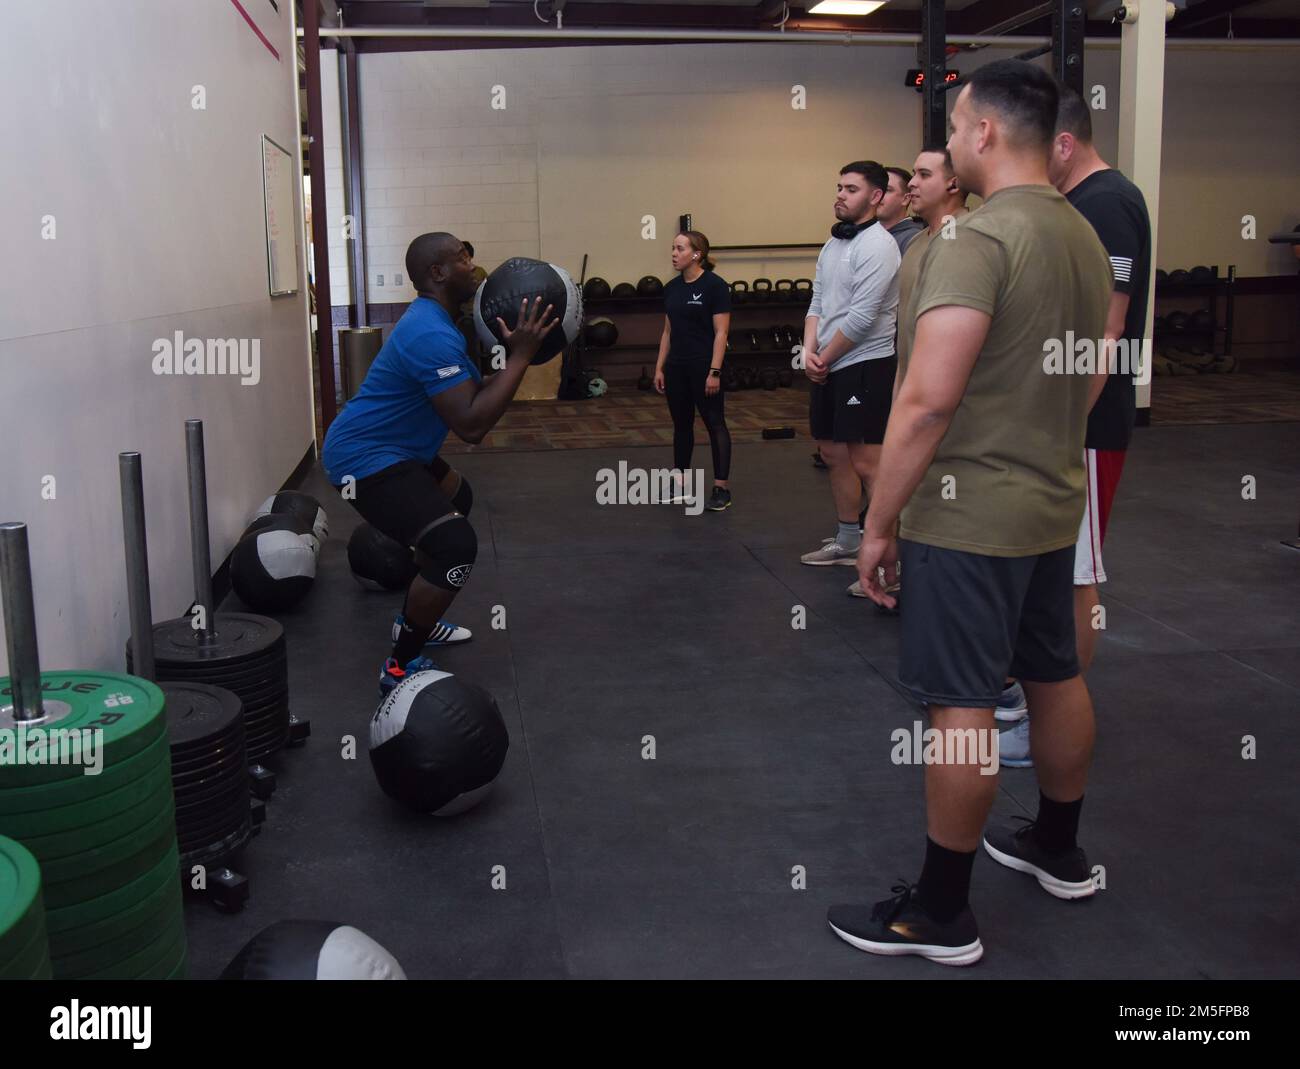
[705,487,732,512]
[983,818,1096,900]
[812,451,828,470]
[827,882,983,966]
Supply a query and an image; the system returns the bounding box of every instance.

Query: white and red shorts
[1074,448,1127,586]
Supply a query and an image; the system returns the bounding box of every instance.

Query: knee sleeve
[450,474,473,517]
[414,515,478,591]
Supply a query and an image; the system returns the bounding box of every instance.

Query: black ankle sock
[916,837,976,923]
[392,616,433,665]
[1034,791,1083,853]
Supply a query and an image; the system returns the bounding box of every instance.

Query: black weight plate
[242,708,290,735]
[170,759,249,802]
[141,614,284,670]
[44,843,179,936]
[178,819,253,869]
[154,655,287,687]
[177,813,249,854]
[169,742,250,783]
[174,782,250,829]
[160,682,242,749]
[167,726,247,767]
[243,720,290,752]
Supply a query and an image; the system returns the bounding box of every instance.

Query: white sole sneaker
[981,838,1096,900]
[827,922,985,966]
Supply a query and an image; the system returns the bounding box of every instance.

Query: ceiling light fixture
[807,1,887,15]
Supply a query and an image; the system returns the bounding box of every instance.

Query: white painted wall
[0,0,312,675]
[321,40,1298,307]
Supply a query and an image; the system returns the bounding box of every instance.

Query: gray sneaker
[999,718,1033,768]
[996,681,1029,722]
[801,542,858,566]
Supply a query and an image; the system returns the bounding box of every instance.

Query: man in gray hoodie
[800,160,902,568]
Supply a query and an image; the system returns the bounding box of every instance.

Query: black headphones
[831,217,879,240]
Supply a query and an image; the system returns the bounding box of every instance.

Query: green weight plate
[47,858,181,958]
[45,843,180,936]
[52,883,184,978]
[0,835,44,962]
[144,613,284,669]
[2,919,51,980]
[31,955,54,980]
[78,906,187,981]
[41,804,176,907]
[135,924,190,982]
[0,756,174,838]
[0,672,166,787]
[164,952,187,981]
[18,774,175,861]
[0,732,171,815]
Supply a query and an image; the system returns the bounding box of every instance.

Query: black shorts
[809,356,895,444]
[346,456,458,549]
[898,540,1080,708]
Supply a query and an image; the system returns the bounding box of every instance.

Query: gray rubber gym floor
[185,421,1300,980]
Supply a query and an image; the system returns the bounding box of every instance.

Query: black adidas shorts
[898,540,1080,708]
[809,356,895,444]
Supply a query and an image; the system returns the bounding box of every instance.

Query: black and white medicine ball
[255,491,328,543]
[347,523,418,592]
[473,258,583,365]
[369,671,508,815]
[230,529,316,611]
[220,921,406,980]
[243,513,320,556]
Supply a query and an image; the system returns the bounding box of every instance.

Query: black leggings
[664,361,731,481]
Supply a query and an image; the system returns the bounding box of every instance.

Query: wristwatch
[708,368,722,377]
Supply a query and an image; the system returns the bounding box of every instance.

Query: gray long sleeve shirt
[807,221,901,371]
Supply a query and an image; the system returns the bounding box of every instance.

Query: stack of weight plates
[163,681,253,868]
[0,672,186,979]
[129,613,289,762]
[0,835,51,979]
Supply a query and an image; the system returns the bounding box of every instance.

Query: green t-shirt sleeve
[912,226,1005,320]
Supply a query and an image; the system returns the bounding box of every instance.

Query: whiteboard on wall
[261,135,299,297]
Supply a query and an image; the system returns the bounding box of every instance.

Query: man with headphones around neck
[800,161,902,569]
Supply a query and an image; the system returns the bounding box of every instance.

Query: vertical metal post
[184,420,216,641]
[921,0,948,147]
[1053,0,1086,94]
[119,452,156,681]
[340,43,369,331]
[305,0,339,430]
[0,522,46,723]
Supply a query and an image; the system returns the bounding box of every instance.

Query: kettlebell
[774,279,795,303]
[793,278,813,301]
[747,330,761,352]
[730,281,750,306]
[751,278,774,303]
[637,366,652,391]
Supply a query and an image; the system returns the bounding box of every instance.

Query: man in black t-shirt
[1000,87,1153,768]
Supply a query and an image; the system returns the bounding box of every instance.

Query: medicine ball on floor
[254,491,328,543]
[230,529,316,612]
[220,921,406,980]
[369,671,508,815]
[474,258,583,365]
[347,523,417,592]
[242,513,320,556]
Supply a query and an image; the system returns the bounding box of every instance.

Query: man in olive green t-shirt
[827,60,1111,966]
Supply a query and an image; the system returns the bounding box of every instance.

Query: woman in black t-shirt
[654,231,733,511]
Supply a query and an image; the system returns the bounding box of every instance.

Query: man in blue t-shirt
[323,232,557,694]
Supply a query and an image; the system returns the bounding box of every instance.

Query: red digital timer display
[905,68,960,90]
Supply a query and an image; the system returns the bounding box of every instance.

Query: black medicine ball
[220,921,406,980]
[611,282,638,299]
[582,277,611,300]
[474,257,583,365]
[369,671,508,815]
[230,530,316,612]
[583,317,619,348]
[347,523,417,592]
[636,275,664,297]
